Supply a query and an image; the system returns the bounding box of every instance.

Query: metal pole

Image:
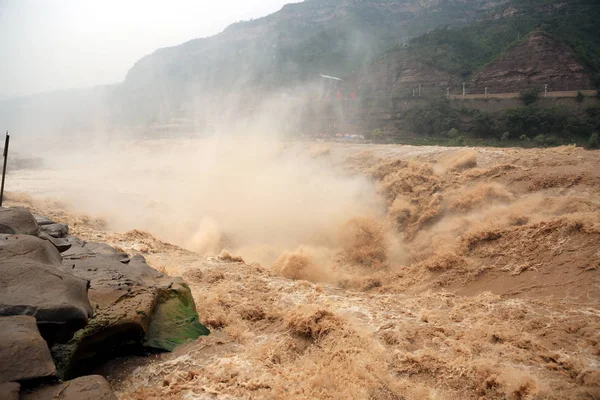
[0,131,9,207]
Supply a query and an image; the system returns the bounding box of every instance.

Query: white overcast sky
[0,0,295,99]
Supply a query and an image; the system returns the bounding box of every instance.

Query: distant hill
[2,0,599,137]
[0,86,115,146]
[113,0,506,124]
[348,0,600,98]
[469,30,593,93]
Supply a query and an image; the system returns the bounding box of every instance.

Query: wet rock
[20,375,117,400]
[0,382,20,400]
[39,223,68,239]
[0,235,93,344]
[144,279,210,351]
[53,241,209,378]
[0,316,56,383]
[0,207,39,235]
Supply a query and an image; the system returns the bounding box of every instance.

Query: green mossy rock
[144,283,210,351]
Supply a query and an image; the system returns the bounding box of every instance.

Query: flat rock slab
[0,235,93,344]
[33,215,55,226]
[21,375,117,400]
[0,316,56,383]
[0,207,38,235]
[0,382,20,400]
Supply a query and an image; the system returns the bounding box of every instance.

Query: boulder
[0,235,93,344]
[52,239,209,378]
[0,207,38,235]
[0,316,56,383]
[0,209,69,250]
[143,279,210,351]
[20,375,117,400]
[0,382,20,400]
[39,223,68,239]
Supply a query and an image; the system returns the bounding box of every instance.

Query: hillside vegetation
[342,0,600,146]
[403,99,600,148]
[405,0,600,85]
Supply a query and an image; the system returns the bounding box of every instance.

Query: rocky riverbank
[0,206,209,399]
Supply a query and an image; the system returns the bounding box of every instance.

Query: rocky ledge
[0,206,209,398]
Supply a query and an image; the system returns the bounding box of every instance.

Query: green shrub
[405,98,459,136]
[520,88,539,105]
[563,116,593,138]
[472,111,497,138]
[544,135,562,146]
[533,134,546,145]
[501,132,510,142]
[447,128,460,138]
[590,132,599,148]
[586,105,600,130]
[500,106,567,139]
[369,128,382,140]
[519,134,530,142]
[576,90,585,103]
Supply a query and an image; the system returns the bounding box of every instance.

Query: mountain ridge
[114,0,508,123]
[1,0,599,138]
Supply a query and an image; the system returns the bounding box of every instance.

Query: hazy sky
[0,0,294,99]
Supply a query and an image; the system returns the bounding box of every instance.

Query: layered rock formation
[470,31,594,93]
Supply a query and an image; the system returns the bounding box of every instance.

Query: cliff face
[470,31,594,93]
[344,51,456,98]
[348,30,595,100]
[121,0,501,90]
[4,0,598,137]
[113,0,504,123]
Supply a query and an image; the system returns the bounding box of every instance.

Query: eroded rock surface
[0,207,39,235]
[0,235,93,344]
[0,382,20,400]
[0,316,56,383]
[20,375,117,400]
